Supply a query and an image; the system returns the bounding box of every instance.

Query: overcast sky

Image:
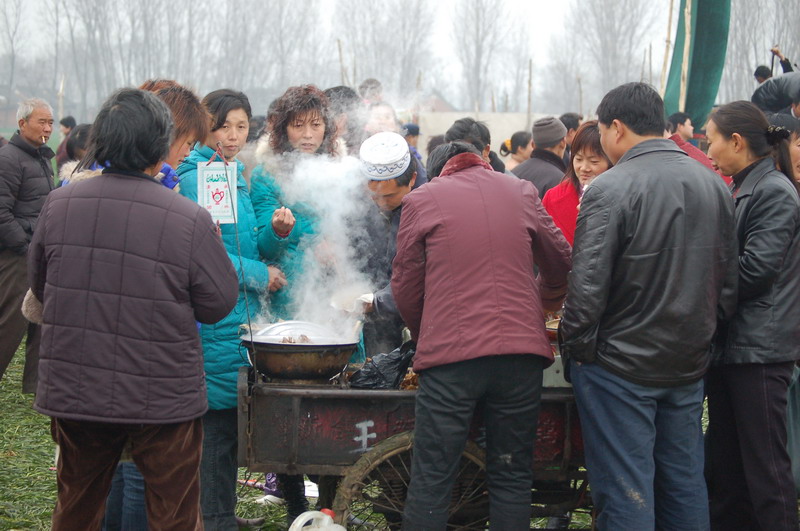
[16,0,674,67]
[4,0,678,120]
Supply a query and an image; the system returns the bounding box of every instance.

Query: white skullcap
[359,132,412,181]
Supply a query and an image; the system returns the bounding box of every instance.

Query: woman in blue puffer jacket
[177,89,284,531]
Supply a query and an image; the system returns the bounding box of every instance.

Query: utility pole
[526,58,533,129]
[679,0,692,111]
[660,0,676,97]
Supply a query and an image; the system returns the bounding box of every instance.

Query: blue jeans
[571,361,709,531]
[200,408,238,531]
[103,462,147,531]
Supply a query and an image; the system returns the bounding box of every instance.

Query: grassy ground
[0,345,56,530]
[0,344,291,530]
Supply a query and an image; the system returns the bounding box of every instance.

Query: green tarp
[664,0,731,128]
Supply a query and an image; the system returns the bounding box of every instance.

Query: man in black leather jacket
[560,83,738,530]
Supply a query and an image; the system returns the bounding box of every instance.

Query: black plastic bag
[349,341,416,389]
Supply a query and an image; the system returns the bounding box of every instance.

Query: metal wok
[241,320,359,381]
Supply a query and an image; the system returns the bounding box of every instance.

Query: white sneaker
[255,494,285,505]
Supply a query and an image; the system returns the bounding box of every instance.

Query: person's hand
[214,221,222,239]
[267,265,287,292]
[272,207,295,236]
[356,293,375,314]
[771,46,786,61]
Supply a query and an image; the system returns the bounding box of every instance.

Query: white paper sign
[198,161,238,224]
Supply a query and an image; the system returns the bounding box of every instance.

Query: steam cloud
[256,152,376,340]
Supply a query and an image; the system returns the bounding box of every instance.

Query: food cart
[238,322,592,529]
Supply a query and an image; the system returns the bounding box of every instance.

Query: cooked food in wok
[400,369,419,390]
[280,334,312,344]
[243,320,355,346]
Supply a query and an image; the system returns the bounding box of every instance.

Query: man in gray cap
[512,116,568,198]
[357,131,426,354]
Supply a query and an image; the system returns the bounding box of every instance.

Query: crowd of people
[0,65,799,531]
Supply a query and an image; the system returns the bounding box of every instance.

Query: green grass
[0,344,56,530]
[0,343,301,530]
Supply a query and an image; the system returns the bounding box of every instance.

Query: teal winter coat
[178,143,269,410]
[250,165,319,319]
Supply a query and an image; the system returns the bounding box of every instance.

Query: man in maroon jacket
[392,142,572,530]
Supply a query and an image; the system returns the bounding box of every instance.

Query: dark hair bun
[765,125,791,146]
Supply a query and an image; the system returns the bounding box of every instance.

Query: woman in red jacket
[542,120,612,244]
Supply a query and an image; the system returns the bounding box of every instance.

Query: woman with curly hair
[250,85,342,320]
[249,85,345,523]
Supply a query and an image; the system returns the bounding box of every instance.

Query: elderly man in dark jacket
[393,142,572,529]
[560,83,738,530]
[28,88,238,531]
[0,98,55,393]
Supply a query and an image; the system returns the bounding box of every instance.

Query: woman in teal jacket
[250,85,344,320]
[250,85,350,523]
[177,89,282,531]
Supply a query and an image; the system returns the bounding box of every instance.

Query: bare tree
[41,0,62,97]
[335,0,434,103]
[262,0,323,91]
[535,0,662,115]
[451,0,506,111]
[538,33,583,115]
[579,0,659,94]
[718,0,799,103]
[390,0,435,97]
[0,0,24,100]
[495,14,529,113]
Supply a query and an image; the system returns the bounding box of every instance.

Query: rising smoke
[255,151,376,340]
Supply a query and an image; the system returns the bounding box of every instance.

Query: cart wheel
[332,431,489,530]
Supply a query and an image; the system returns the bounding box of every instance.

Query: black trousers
[277,474,308,521]
[706,361,799,531]
[402,354,545,531]
[0,249,39,393]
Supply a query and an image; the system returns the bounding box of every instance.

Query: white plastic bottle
[288,510,346,530]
